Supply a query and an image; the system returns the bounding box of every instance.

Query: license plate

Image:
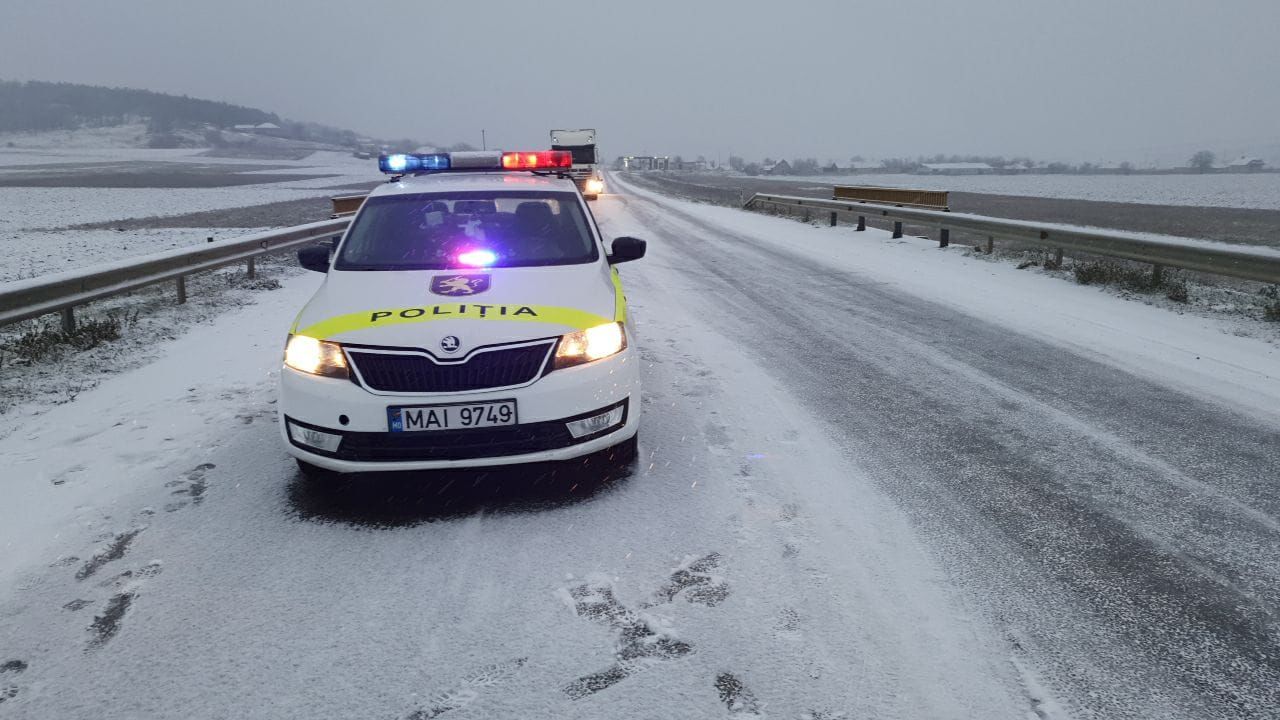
[388,400,518,432]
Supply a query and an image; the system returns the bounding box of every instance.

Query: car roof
[369,171,580,198]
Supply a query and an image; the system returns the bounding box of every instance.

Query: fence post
[830,211,837,227]
[892,221,903,239]
[940,228,950,248]
[247,257,256,279]
[985,236,994,254]
[857,215,866,231]
[176,275,187,304]
[61,307,76,334]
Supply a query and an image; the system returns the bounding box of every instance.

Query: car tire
[296,458,339,483]
[583,194,598,201]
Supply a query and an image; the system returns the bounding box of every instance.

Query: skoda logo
[440,335,461,353]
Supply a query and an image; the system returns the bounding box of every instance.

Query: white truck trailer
[550,128,604,200]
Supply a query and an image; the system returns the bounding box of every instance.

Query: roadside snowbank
[759,171,1280,210]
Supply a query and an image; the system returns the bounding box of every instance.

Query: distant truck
[550,128,604,200]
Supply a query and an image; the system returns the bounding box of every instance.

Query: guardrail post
[857,215,866,231]
[940,228,950,248]
[1053,248,1064,269]
[985,236,994,254]
[830,211,837,227]
[176,275,187,304]
[1151,263,1164,286]
[892,221,903,239]
[247,257,256,279]
[60,307,75,333]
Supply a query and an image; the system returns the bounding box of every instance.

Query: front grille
[285,400,628,462]
[347,342,553,393]
[333,422,574,461]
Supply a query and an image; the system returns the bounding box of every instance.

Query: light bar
[378,153,451,174]
[501,151,573,170]
[449,151,503,169]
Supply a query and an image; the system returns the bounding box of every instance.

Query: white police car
[279,150,645,478]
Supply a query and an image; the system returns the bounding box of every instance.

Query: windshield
[335,191,598,270]
[552,145,597,164]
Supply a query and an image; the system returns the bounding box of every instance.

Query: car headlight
[554,322,625,370]
[284,335,349,378]
[585,178,605,194]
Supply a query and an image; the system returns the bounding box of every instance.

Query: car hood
[291,264,621,354]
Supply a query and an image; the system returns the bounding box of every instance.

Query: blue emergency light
[378,153,451,174]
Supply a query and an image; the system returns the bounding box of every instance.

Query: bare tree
[1189,150,1216,173]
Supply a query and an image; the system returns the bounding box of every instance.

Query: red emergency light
[501,151,573,170]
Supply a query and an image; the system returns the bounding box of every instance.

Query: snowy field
[0,149,374,231]
[0,227,279,283]
[1,183,344,230]
[0,147,377,281]
[766,171,1280,209]
[0,172,1277,718]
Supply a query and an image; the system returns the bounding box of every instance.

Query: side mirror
[298,245,331,273]
[607,236,646,264]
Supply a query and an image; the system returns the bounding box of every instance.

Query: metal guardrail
[833,185,948,210]
[744,193,1280,285]
[0,218,350,332]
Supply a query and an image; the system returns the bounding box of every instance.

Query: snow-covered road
[2,175,1278,719]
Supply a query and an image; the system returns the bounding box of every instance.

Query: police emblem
[430,274,490,296]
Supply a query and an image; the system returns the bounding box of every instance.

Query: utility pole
[481,129,486,150]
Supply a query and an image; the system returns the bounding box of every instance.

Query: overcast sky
[2,0,1277,162]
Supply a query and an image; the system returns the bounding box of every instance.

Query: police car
[279,150,645,478]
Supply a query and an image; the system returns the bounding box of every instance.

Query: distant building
[677,159,708,172]
[764,159,793,175]
[1224,156,1266,172]
[849,161,885,173]
[620,155,670,171]
[1093,162,1135,175]
[232,122,287,138]
[917,162,995,175]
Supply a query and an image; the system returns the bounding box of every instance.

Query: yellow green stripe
[611,268,627,322]
[295,303,612,340]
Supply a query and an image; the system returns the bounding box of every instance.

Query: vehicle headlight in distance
[554,322,625,369]
[585,177,605,194]
[284,335,349,378]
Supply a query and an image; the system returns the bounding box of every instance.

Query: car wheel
[583,194,598,201]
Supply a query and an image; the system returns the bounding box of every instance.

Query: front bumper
[278,347,639,472]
